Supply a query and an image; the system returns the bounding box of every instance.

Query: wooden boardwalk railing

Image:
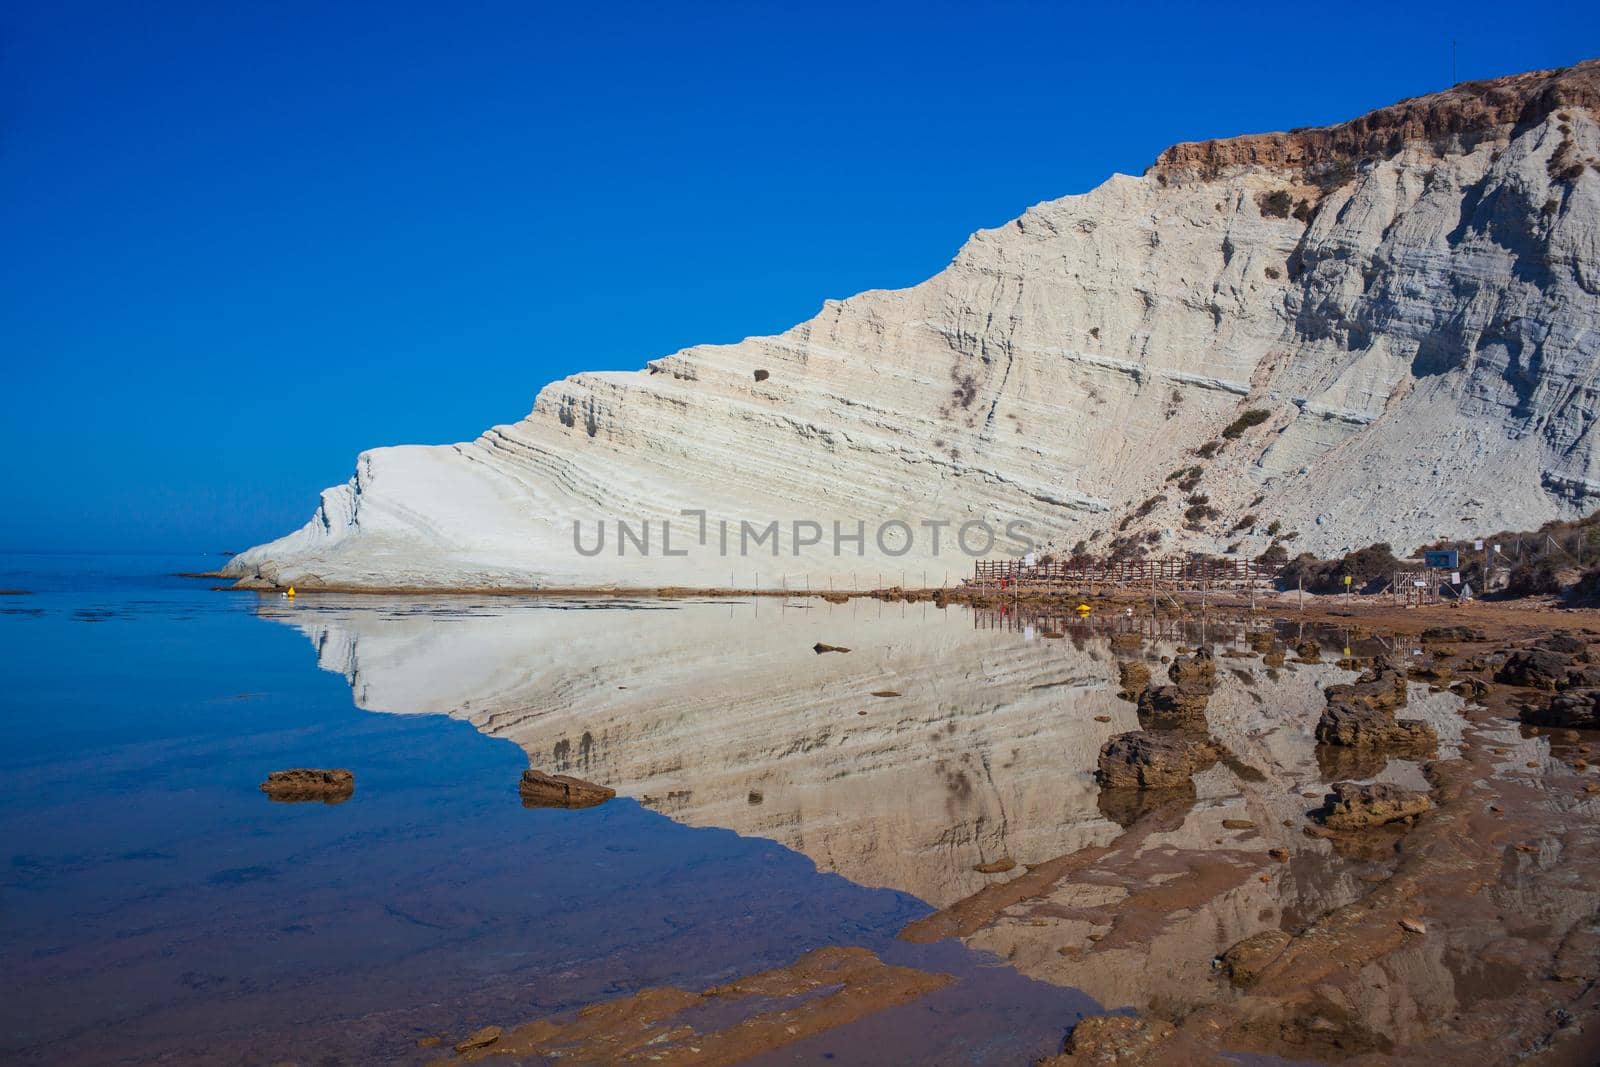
[969,557,1279,590]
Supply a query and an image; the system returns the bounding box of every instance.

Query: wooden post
[1298,576,1304,612]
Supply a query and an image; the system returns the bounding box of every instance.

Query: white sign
[1451,572,1460,583]
[1024,552,1037,568]
[1473,540,1484,550]
[1493,544,1501,553]
[1414,580,1427,587]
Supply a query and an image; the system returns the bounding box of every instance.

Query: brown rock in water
[1421,625,1486,643]
[1537,631,1590,659]
[813,642,851,654]
[1096,731,1220,789]
[1262,648,1286,668]
[1117,660,1151,699]
[259,768,354,804]
[1219,928,1292,986]
[1315,701,1437,750]
[1315,781,1433,831]
[1167,647,1217,692]
[1521,688,1600,729]
[973,857,1016,874]
[1246,631,1275,653]
[1136,684,1211,732]
[1324,656,1408,711]
[1295,639,1322,662]
[519,769,615,809]
[454,1025,502,1052]
[1221,818,1256,830]
[1410,662,1453,684]
[1496,648,1575,690]
[1043,1014,1176,1065]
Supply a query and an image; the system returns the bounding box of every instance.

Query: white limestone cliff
[225,62,1600,590]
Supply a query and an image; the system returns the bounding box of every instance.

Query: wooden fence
[970,557,1280,591]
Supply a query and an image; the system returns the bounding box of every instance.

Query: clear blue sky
[4,2,1596,552]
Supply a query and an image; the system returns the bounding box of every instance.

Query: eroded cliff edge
[226,61,1600,590]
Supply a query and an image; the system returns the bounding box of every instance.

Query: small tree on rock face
[1258,190,1294,218]
[1222,409,1270,440]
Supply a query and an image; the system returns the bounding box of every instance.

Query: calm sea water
[0,554,1095,1065]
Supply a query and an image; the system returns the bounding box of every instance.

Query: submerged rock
[1521,688,1600,729]
[1096,731,1220,789]
[519,768,616,809]
[1536,632,1589,659]
[813,642,851,655]
[259,768,354,803]
[1045,1014,1176,1065]
[1219,928,1292,987]
[1497,648,1576,690]
[1324,656,1408,711]
[1314,701,1437,750]
[454,1025,502,1052]
[1315,781,1433,831]
[1421,625,1487,643]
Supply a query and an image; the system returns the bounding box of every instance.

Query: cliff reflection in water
[260,598,1447,909]
[260,594,1600,1046]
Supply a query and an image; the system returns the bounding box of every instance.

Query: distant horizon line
[0,548,236,557]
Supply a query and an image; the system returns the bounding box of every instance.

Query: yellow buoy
[286,586,296,598]
[1075,602,1091,616]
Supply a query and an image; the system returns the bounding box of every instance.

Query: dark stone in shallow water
[1096,730,1220,789]
[1497,649,1576,690]
[1314,702,1437,750]
[1315,781,1432,831]
[260,768,354,804]
[519,768,615,809]
[1522,688,1600,729]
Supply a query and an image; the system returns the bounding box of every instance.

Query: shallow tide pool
[2,555,1113,1065]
